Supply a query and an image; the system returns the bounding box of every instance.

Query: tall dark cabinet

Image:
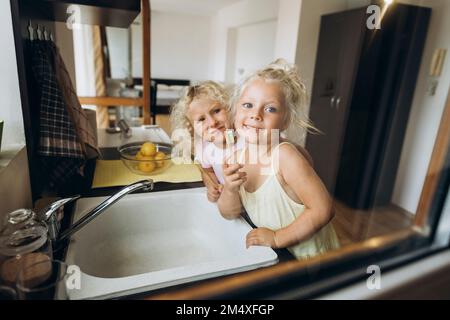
[305,4,431,209]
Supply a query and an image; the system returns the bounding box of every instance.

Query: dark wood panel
[19,0,140,28]
[306,9,367,194]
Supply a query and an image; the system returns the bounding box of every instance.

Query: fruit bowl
[118,141,173,176]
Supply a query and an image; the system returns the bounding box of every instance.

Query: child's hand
[223,163,246,193]
[207,184,223,202]
[246,227,278,249]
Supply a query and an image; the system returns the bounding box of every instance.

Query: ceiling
[150,0,243,16]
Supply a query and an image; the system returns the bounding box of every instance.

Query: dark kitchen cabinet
[305,3,431,209]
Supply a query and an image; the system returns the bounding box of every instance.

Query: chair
[150,78,190,124]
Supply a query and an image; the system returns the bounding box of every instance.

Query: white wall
[0,0,25,148]
[106,27,130,79]
[223,0,302,82]
[131,21,142,79]
[228,20,278,83]
[210,0,280,82]
[73,25,96,97]
[274,0,302,63]
[392,0,450,213]
[131,0,301,84]
[0,1,32,215]
[132,11,212,82]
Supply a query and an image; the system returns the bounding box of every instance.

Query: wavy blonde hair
[232,59,319,138]
[170,80,231,136]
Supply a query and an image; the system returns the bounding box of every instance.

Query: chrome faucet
[37,179,154,242]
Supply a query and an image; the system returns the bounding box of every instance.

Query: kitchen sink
[64,188,278,299]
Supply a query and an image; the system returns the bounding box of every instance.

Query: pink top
[194,136,244,184]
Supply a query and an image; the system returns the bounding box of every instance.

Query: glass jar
[0,209,52,286]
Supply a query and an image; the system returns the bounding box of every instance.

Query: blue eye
[242,103,253,109]
[265,106,277,113]
[213,108,221,114]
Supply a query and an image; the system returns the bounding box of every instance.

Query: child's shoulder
[277,140,314,167]
[277,142,302,157]
[276,142,312,170]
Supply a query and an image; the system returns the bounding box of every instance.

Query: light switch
[428,79,438,96]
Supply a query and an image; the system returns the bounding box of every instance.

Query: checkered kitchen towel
[50,41,98,154]
[30,40,97,187]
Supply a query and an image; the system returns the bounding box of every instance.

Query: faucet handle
[36,195,80,243]
[36,195,80,222]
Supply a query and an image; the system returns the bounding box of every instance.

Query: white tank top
[238,142,340,259]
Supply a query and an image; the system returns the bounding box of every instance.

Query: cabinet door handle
[330,96,335,108]
[336,97,341,110]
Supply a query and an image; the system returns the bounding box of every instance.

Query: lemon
[135,151,145,160]
[138,160,156,173]
[154,152,166,168]
[140,142,157,157]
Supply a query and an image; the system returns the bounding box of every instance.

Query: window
[11,0,450,300]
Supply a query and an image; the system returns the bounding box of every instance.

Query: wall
[0,1,32,218]
[0,0,26,148]
[210,0,280,82]
[0,148,33,218]
[130,0,301,84]
[392,0,450,213]
[132,11,212,82]
[223,0,301,83]
[226,20,278,83]
[73,25,96,98]
[106,27,130,79]
[274,0,302,63]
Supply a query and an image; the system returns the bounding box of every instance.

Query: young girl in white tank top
[217,60,340,259]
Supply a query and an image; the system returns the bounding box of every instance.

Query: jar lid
[0,223,48,256]
[6,209,35,225]
[1,209,36,236]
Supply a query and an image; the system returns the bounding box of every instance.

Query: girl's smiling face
[187,97,231,143]
[235,78,287,144]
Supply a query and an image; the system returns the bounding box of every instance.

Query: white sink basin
[64,188,278,299]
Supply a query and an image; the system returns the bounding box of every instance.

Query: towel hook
[36,24,42,40]
[27,20,34,41]
[43,26,49,41]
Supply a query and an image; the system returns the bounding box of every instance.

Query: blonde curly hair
[170,80,231,136]
[232,59,318,137]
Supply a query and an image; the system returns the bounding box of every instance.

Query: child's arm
[200,167,222,202]
[246,144,333,249]
[217,163,246,220]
